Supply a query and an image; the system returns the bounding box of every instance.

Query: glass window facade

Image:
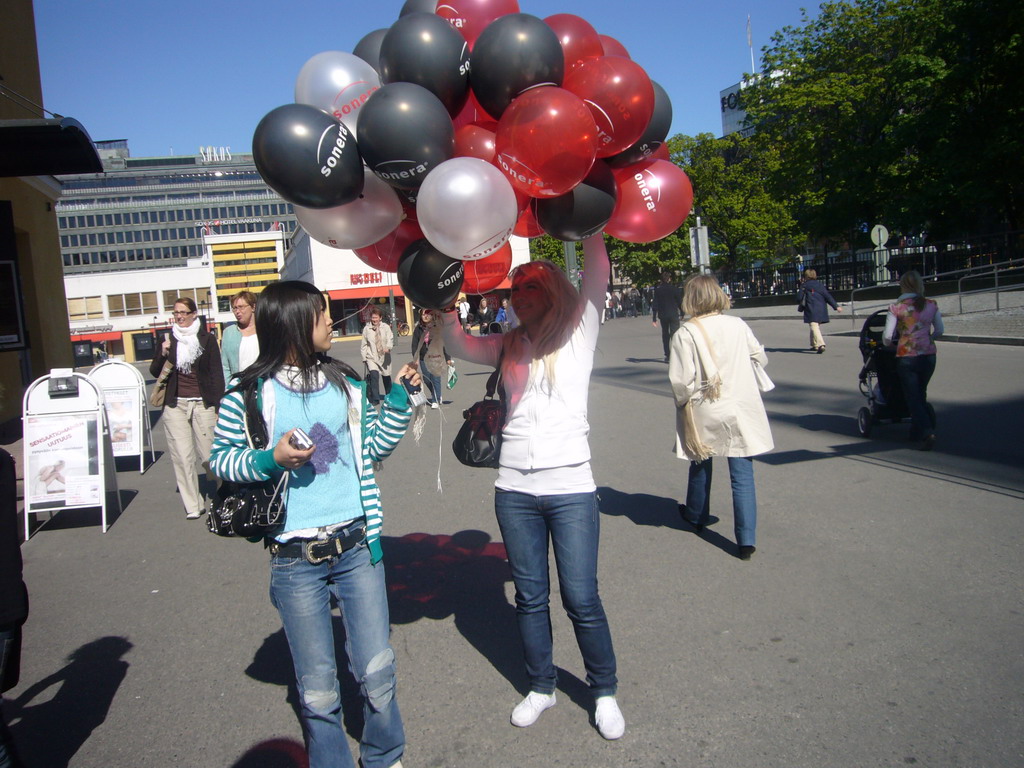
[56,151,297,275]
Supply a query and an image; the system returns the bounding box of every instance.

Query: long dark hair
[228,281,359,396]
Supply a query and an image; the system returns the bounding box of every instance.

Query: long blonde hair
[501,260,583,390]
[900,270,927,312]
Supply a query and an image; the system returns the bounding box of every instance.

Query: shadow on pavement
[383,531,526,692]
[597,486,737,556]
[230,737,308,768]
[7,636,132,768]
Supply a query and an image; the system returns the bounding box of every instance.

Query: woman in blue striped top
[210,281,418,768]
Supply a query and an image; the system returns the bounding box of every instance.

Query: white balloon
[294,172,404,250]
[295,51,381,137]
[416,157,518,261]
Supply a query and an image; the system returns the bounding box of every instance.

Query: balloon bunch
[252,0,690,309]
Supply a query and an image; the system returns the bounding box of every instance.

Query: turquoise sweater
[209,372,412,564]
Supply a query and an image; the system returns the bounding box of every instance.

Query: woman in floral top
[883,270,944,450]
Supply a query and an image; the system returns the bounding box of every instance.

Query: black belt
[268,522,366,564]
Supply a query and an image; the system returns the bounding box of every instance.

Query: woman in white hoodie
[440,233,624,741]
[670,274,774,560]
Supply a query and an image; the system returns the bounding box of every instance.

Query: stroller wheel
[857,406,873,437]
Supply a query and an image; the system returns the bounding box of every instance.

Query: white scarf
[172,317,203,374]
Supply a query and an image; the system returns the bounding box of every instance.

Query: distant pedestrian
[883,270,944,450]
[670,274,773,560]
[221,290,259,389]
[150,297,224,520]
[476,298,495,335]
[797,269,841,353]
[652,271,682,362]
[411,309,452,408]
[457,295,471,333]
[360,306,393,407]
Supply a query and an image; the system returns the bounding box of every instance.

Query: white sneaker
[510,691,556,727]
[595,696,625,740]
[186,509,202,520]
[430,401,439,409]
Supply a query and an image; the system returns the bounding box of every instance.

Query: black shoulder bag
[452,352,505,469]
[207,380,288,538]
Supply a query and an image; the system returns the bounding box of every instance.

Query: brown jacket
[150,326,225,409]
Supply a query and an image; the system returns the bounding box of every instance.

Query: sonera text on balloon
[634,172,657,211]
[319,126,351,178]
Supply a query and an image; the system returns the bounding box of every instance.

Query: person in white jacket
[669,274,774,560]
[440,233,625,741]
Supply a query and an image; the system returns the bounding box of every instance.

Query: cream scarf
[172,317,203,374]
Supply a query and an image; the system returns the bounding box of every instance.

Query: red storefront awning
[327,286,406,300]
[70,331,122,342]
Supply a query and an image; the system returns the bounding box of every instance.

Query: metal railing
[848,257,1024,323]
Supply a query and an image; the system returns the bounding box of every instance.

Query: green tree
[670,132,800,274]
[606,231,690,287]
[744,0,1023,241]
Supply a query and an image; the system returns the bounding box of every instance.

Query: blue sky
[32,0,816,159]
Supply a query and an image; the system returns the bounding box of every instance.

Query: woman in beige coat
[360,306,393,407]
[669,275,773,559]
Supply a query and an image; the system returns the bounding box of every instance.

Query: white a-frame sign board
[22,369,122,537]
[88,360,155,473]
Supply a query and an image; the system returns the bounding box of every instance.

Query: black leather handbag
[452,360,505,469]
[207,381,288,538]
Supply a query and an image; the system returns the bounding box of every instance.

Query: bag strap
[687,317,721,371]
[242,378,270,450]
[485,345,505,401]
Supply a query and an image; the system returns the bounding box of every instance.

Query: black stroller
[856,310,935,437]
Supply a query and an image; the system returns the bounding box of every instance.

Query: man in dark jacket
[652,271,682,362]
[0,448,27,767]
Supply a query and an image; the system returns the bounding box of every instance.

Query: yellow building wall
[0,0,73,425]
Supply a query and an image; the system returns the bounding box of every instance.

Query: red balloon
[451,89,497,131]
[513,203,544,238]
[461,242,513,293]
[353,218,424,272]
[599,34,630,58]
[543,13,603,71]
[651,142,671,162]
[454,121,498,163]
[494,86,598,198]
[606,159,693,243]
[435,0,520,46]
[563,56,655,158]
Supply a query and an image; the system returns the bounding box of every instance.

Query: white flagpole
[747,14,755,73]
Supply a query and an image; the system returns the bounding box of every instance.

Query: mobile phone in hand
[402,377,427,407]
[289,427,314,450]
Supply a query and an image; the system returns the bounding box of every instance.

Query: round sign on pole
[871,224,889,247]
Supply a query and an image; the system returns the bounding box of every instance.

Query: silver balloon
[416,157,518,261]
[295,51,381,137]
[294,172,404,250]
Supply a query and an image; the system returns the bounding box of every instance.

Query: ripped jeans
[270,540,403,768]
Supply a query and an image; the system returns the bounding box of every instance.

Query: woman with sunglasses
[149,297,224,520]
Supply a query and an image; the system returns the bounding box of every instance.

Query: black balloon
[353,28,388,74]
[397,239,465,309]
[252,104,364,208]
[400,0,436,16]
[357,82,455,190]
[534,160,617,241]
[606,80,674,168]
[380,12,469,116]
[470,14,565,119]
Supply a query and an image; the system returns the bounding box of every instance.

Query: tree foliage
[744,0,1024,242]
[670,132,801,273]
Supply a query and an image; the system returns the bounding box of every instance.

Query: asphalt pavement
[3,308,1023,768]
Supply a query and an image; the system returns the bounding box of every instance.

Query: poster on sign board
[24,412,101,509]
[103,387,139,456]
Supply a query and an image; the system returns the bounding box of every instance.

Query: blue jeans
[494,490,617,697]
[684,456,758,547]
[269,540,403,768]
[896,354,936,440]
[422,369,442,404]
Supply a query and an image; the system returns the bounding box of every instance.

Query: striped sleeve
[209,389,276,483]
[364,384,413,463]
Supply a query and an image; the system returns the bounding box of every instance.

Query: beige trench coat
[360,322,393,377]
[669,314,774,460]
